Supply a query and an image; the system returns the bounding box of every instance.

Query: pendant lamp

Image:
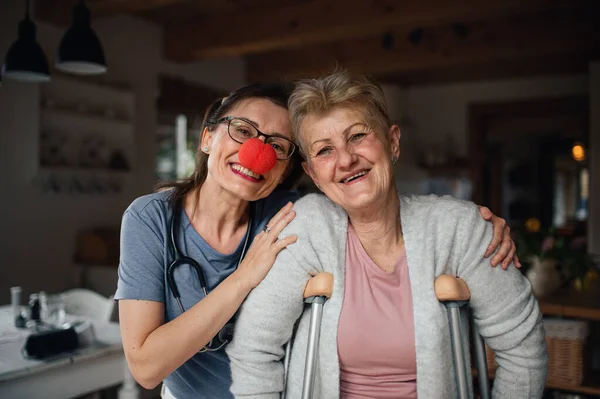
[2,0,51,83]
[56,0,107,75]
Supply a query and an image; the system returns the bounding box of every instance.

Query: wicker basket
[484,318,589,386]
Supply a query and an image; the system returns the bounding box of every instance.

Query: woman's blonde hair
[288,71,391,154]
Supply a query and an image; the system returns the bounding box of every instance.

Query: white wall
[388,75,589,197]
[381,84,430,194]
[0,0,245,301]
[405,75,589,155]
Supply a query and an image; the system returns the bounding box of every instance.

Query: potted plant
[515,218,598,297]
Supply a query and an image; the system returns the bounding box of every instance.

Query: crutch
[283,272,334,399]
[435,275,491,399]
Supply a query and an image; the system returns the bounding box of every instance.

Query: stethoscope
[166,200,253,352]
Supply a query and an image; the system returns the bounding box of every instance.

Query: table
[538,279,600,321]
[0,307,139,399]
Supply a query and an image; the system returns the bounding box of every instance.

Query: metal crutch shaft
[447,303,470,399]
[434,275,473,399]
[301,297,326,399]
[282,339,293,399]
[282,272,333,399]
[471,316,491,399]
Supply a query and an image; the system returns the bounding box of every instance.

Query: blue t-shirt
[114,188,299,398]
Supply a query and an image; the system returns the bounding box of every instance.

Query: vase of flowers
[516,218,598,297]
[525,256,561,298]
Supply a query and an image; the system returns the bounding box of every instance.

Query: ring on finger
[263,225,271,234]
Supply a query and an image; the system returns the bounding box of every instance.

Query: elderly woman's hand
[478,206,521,270]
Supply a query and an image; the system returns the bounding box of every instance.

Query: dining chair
[59,289,139,399]
[60,288,115,322]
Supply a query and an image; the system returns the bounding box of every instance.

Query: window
[156,114,198,182]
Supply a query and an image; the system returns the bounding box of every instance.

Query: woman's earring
[203,147,210,153]
[392,155,398,164]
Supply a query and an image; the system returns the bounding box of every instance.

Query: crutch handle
[303,272,334,299]
[435,275,471,302]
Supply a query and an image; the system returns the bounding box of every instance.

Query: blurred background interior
[0,0,599,398]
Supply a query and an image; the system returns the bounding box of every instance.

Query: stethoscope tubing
[167,200,252,309]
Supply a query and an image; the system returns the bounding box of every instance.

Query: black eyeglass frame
[211,116,297,160]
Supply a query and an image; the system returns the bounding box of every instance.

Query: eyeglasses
[215,116,297,160]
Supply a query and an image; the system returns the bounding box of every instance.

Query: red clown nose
[238,138,277,175]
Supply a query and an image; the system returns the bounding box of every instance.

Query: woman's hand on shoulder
[233,202,297,291]
[478,206,521,270]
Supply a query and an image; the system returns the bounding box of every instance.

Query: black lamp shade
[56,1,107,75]
[2,17,50,83]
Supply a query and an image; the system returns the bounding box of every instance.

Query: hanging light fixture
[2,0,51,83]
[56,0,107,75]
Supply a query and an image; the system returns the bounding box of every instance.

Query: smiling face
[201,98,292,202]
[300,106,400,213]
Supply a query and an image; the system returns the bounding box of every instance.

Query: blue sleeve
[259,189,300,224]
[115,207,166,302]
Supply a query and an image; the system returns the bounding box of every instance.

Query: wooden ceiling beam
[377,54,593,87]
[163,0,581,61]
[245,11,600,83]
[35,0,191,25]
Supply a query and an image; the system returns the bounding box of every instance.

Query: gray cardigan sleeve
[454,203,548,398]
[227,236,316,398]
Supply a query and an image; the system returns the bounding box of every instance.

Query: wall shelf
[38,167,131,176]
[41,109,133,141]
[42,74,134,111]
[51,70,133,93]
[36,75,136,195]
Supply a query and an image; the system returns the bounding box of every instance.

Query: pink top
[338,223,417,398]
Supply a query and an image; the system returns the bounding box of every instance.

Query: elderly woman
[227,72,547,398]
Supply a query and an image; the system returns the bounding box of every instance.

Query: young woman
[116,81,518,399]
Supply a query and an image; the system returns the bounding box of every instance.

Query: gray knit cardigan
[227,193,547,398]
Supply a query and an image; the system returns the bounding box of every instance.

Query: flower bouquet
[515,218,598,295]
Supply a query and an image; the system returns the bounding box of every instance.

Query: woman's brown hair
[159,82,304,206]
